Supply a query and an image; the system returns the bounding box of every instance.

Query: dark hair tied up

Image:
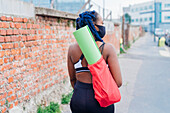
[76,10,103,42]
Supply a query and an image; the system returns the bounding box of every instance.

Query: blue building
[22,0,51,8]
[123,0,170,33]
[56,0,85,14]
[22,0,85,14]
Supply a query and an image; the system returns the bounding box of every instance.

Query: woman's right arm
[106,44,122,87]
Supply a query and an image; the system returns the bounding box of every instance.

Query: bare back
[70,42,108,83]
[68,41,122,88]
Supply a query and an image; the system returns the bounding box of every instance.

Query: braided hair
[76,10,103,42]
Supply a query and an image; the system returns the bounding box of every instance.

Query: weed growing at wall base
[37,102,61,113]
[124,43,131,50]
[61,91,73,104]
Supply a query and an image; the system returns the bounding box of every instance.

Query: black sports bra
[74,42,105,73]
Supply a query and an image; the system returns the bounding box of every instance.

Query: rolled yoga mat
[73,25,101,65]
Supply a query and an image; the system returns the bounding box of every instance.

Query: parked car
[165,34,170,47]
[165,29,169,35]
[155,28,165,37]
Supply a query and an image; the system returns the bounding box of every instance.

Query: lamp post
[154,0,156,42]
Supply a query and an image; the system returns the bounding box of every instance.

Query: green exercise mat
[73,25,101,65]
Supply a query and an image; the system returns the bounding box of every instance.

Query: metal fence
[89,0,112,20]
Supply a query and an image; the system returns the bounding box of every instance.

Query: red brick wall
[128,25,143,44]
[104,25,121,53]
[0,14,123,112]
[124,24,143,46]
[0,15,76,112]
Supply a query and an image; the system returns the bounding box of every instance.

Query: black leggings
[70,81,114,113]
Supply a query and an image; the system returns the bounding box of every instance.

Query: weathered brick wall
[104,24,121,53]
[0,14,123,113]
[0,14,76,113]
[124,24,143,46]
[0,3,125,113]
[128,25,143,44]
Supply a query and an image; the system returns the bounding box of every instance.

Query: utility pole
[122,15,125,46]
[77,0,91,14]
[50,0,54,9]
[110,11,112,20]
[87,0,93,11]
[89,0,91,10]
[103,0,105,20]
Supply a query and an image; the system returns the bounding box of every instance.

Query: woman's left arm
[67,45,76,88]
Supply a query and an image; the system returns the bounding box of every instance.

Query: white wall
[0,0,35,17]
[128,1,155,26]
[125,0,170,25]
[161,0,170,10]
[162,12,170,23]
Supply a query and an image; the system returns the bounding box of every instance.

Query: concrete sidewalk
[116,33,170,113]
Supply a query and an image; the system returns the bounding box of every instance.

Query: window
[132,19,134,22]
[165,4,170,8]
[136,8,138,12]
[136,19,139,22]
[149,17,152,21]
[131,9,134,12]
[144,18,147,21]
[140,7,143,11]
[149,5,153,9]
[165,16,170,20]
[140,18,143,22]
[144,6,148,10]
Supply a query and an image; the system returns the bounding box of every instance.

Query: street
[116,33,170,113]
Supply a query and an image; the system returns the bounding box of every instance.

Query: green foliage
[62,79,68,84]
[124,13,131,24]
[67,20,71,27]
[23,106,26,111]
[133,37,140,43]
[124,44,131,50]
[5,100,8,106]
[37,102,61,113]
[73,20,76,28]
[5,100,11,108]
[120,47,126,54]
[61,92,73,104]
[57,18,61,23]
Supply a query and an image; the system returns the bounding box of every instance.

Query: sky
[91,0,153,19]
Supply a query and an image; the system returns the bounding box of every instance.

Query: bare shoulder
[68,43,79,55]
[104,43,116,52]
[103,43,117,58]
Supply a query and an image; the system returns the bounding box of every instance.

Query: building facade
[22,0,85,14]
[56,0,85,14]
[123,0,170,33]
[22,0,51,8]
